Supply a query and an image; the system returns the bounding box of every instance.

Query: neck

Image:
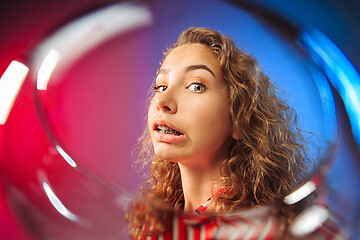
[178,160,223,212]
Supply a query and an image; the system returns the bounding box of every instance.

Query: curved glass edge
[31,2,152,91]
[28,0,344,201]
[229,0,358,149]
[0,1,358,239]
[28,2,153,174]
[0,61,29,125]
[299,28,360,149]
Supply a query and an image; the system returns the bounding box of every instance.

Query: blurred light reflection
[306,63,337,143]
[37,49,61,90]
[300,29,360,148]
[284,181,316,205]
[0,61,29,124]
[42,181,79,222]
[290,205,329,237]
[55,145,77,168]
[32,3,152,90]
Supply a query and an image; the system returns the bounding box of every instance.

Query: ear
[231,127,241,140]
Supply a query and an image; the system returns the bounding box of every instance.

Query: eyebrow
[186,64,215,77]
[156,64,215,77]
[156,68,169,76]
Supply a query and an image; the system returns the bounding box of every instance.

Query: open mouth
[155,125,183,136]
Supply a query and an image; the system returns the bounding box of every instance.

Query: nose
[155,92,177,114]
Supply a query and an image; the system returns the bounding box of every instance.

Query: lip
[152,120,185,143]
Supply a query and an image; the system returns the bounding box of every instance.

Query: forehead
[161,44,221,75]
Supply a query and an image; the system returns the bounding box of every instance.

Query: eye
[154,84,168,92]
[187,82,206,93]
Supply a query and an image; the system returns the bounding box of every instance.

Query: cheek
[147,101,156,128]
[190,101,232,134]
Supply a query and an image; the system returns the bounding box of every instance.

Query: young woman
[130,27,314,239]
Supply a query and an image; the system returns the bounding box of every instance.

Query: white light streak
[56,145,77,168]
[290,205,329,236]
[301,30,360,148]
[0,61,29,125]
[37,49,61,90]
[42,181,79,221]
[32,4,152,87]
[284,181,316,205]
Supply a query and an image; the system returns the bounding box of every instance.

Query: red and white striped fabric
[134,187,346,240]
[137,206,277,240]
[136,207,346,240]
[172,187,228,214]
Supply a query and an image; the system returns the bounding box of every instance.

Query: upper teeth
[157,125,182,136]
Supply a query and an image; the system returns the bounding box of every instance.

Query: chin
[154,151,181,162]
[155,153,176,161]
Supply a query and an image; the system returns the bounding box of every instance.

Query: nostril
[155,97,175,113]
[156,105,171,112]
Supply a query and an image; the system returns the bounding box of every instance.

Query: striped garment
[172,187,228,214]
[134,188,347,240]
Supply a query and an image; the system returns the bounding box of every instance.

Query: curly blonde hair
[135,27,311,211]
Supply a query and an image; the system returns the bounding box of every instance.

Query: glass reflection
[42,180,80,222]
[55,145,77,168]
[0,61,29,125]
[37,49,61,91]
[284,181,317,205]
[300,29,360,148]
[289,205,330,237]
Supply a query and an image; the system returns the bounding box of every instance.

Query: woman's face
[148,43,234,167]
